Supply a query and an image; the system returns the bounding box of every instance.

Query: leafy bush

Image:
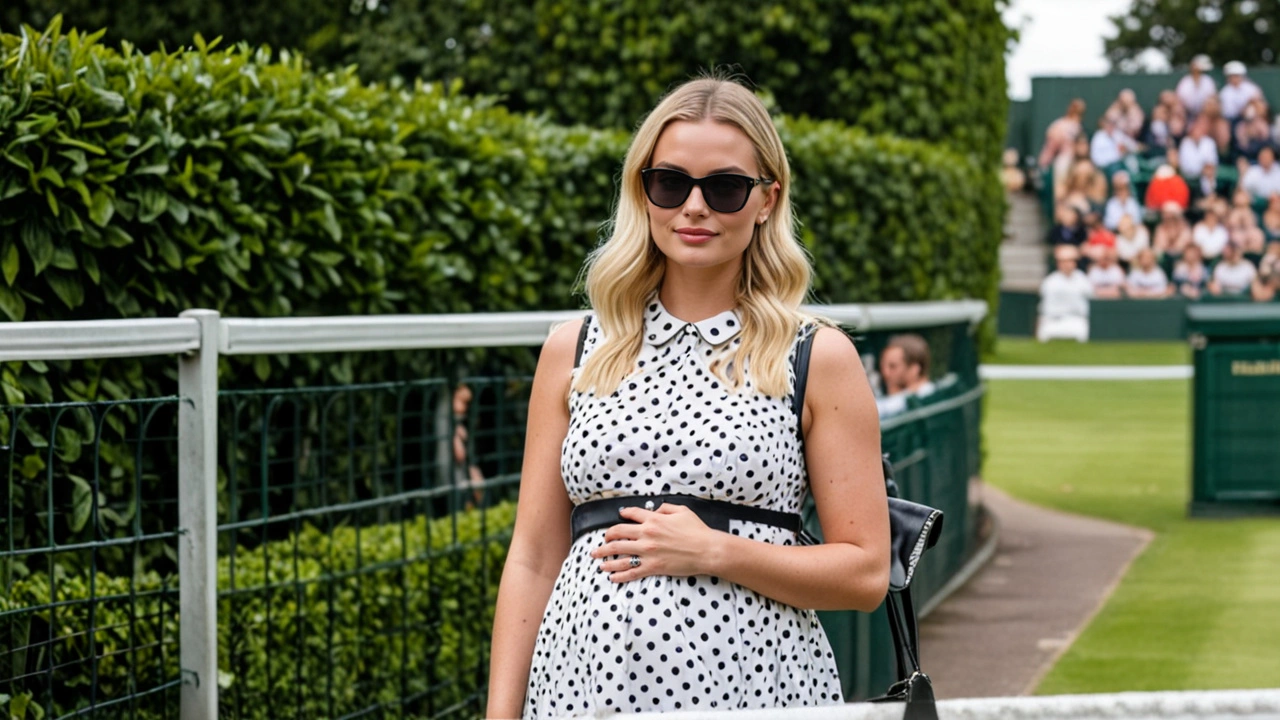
[3,0,1012,165]
[0,502,516,719]
[338,0,1013,164]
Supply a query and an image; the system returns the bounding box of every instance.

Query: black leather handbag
[792,328,942,720]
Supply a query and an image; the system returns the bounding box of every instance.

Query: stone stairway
[1000,192,1048,292]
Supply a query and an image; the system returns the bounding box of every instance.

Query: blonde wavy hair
[575,77,819,399]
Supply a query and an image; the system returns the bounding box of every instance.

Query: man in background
[876,334,936,417]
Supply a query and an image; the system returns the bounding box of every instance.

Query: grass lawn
[982,340,1280,693]
[983,338,1190,367]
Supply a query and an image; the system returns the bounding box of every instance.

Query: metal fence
[0,301,986,719]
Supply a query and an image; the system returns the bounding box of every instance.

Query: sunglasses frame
[640,168,775,214]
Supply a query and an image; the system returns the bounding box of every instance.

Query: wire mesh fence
[1,398,185,720]
[215,376,530,720]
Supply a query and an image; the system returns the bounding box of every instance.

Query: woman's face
[646,120,777,274]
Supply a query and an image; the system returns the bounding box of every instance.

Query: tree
[1106,0,1280,71]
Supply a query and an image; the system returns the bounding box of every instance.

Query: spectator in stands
[1153,201,1194,257]
[1177,54,1217,118]
[1103,170,1143,231]
[1145,157,1190,211]
[1062,159,1108,213]
[1198,96,1235,155]
[875,334,936,418]
[1227,188,1267,253]
[1125,248,1172,298]
[1108,88,1146,140]
[1115,214,1151,267]
[1091,112,1139,174]
[1173,243,1211,299]
[1242,146,1280,201]
[1002,148,1027,193]
[1263,194,1280,241]
[1040,98,1087,201]
[1144,102,1174,151]
[1082,210,1116,264]
[1209,241,1258,295]
[1252,265,1279,301]
[1220,61,1264,122]
[1234,99,1273,161]
[1260,239,1280,277]
[1047,202,1086,247]
[1038,244,1093,342]
[1179,119,1219,178]
[1193,204,1230,259]
[1190,162,1228,211]
[1086,246,1126,298]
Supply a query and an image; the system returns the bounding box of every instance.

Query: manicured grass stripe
[984,338,1190,367]
[983,373,1280,692]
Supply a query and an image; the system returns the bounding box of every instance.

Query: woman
[1040,99,1086,201]
[1226,189,1266,253]
[1114,214,1151,267]
[1152,202,1193,257]
[1193,205,1230,259]
[1047,202,1086,247]
[1260,193,1280,241]
[487,77,890,719]
[1173,243,1210,299]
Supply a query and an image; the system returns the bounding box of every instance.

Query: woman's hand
[590,504,720,582]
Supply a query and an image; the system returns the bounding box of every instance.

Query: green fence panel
[1,398,185,720]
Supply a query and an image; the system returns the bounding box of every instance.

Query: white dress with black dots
[522,299,843,718]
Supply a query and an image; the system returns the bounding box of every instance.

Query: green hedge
[340,0,1013,164]
[3,1,1012,164]
[0,502,515,719]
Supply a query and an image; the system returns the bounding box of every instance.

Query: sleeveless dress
[522,298,843,718]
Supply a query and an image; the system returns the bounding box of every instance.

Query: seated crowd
[1037,55,1280,310]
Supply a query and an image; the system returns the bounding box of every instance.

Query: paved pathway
[918,485,1153,699]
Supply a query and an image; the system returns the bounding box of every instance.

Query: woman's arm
[592,327,891,612]
[485,319,579,720]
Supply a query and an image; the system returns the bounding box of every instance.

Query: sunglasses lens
[642,169,757,212]
[644,170,693,208]
[703,175,751,213]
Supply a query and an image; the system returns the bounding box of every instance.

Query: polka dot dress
[522,298,843,718]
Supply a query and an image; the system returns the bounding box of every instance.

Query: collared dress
[521,299,842,718]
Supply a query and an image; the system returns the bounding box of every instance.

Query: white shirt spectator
[1213,260,1257,294]
[1241,163,1280,200]
[1127,266,1169,294]
[1103,195,1143,230]
[1040,270,1093,318]
[1179,135,1219,177]
[1220,80,1263,120]
[875,380,937,418]
[1115,227,1151,262]
[1087,264,1126,292]
[1090,129,1134,168]
[1177,75,1217,116]
[1194,223,1230,258]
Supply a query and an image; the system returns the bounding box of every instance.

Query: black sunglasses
[640,168,774,214]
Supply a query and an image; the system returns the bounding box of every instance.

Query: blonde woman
[487,77,889,719]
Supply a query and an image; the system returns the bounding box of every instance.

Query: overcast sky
[1003,0,1171,99]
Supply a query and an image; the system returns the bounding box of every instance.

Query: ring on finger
[629,555,641,569]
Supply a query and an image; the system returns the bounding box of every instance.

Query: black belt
[570,494,804,542]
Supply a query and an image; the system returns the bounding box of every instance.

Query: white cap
[1191,54,1213,71]
[1225,60,1247,76]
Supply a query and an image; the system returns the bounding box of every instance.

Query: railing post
[178,309,220,719]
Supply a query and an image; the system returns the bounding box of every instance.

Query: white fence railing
[0,300,983,719]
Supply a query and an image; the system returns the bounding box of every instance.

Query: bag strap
[573,315,592,369]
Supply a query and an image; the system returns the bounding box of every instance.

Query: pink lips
[675,227,716,244]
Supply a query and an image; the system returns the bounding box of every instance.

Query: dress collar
[643,297,742,347]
